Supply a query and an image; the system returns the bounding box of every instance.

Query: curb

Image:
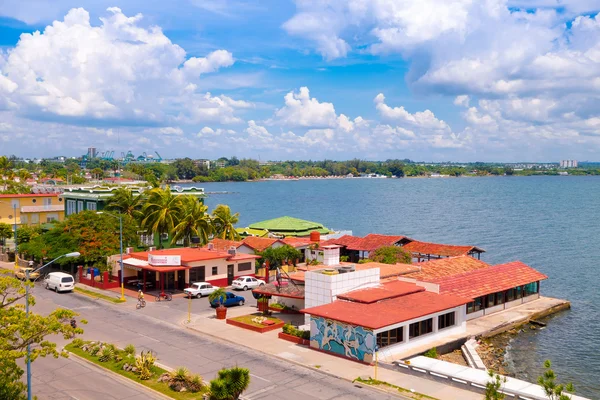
[182,321,411,400]
[68,352,172,400]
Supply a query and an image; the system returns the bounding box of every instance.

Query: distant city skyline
[1,1,600,161]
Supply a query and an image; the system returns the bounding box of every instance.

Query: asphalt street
[28,283,406,400]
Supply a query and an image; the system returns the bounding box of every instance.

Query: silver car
[184,282,219,298]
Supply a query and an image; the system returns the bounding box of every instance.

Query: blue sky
[1,1,600,162]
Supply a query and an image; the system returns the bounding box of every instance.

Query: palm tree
[171,196,212,247]
[211,204,240,240]
[209,366,250,400]
[105,188,145,222]
[141,187,182,249]
[18,169,31,182]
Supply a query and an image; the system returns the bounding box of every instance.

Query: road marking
[249,373,271,383]
[243,384,277,399]
[138,333,160,342]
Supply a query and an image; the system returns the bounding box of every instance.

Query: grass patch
[66,342,206,399]
[74,287,126,304]
[229,313,283,328]
[353,377,438,400]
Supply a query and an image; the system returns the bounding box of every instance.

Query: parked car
[231,276,265,291]
[184,282,219,298]
[15,267,39,281]
[44,272,75,293]
[210,292,245,307]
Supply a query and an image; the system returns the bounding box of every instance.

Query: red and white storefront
[113,247,260,292]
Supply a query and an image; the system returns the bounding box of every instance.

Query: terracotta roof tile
[242,236,282,251]
[281,237,314,248]
[436,261,548,299]
[207,238,242,251]
[403,240,485,257]
[337,280,425,304]
[301,291,471,330]
[406,256,491,281]
[346,234,409,252]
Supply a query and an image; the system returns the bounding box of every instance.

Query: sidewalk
[185,313,482,400]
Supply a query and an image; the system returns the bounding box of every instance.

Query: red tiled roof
[346,234,409,252]
[301,291,471,329]
[319,235,362,247]
[337,280,425,304]
[281,237,314,248]
[0,193,59,198]
[436,261,548,299]
[403,240,485,257]
[209,238,243,251]
[242,236,283,251]
[128,248,231,263]
[406,256,491,282]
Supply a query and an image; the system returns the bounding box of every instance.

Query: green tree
[0,222,12,246]
[171,196,212,247]
[209,366,250,400]
[105,187,145,222]
[259,245,302,269]
[15,225,42,245]
[211,204,240,240]
[142,187,182,248]
[369,246,412,264]
[538,360,575,400]
[485,370,506,400]
[0,271,82,399]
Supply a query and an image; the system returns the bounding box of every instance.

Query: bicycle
[155,292,172,302]
[136,298,146,309]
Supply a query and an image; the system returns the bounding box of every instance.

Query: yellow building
[0,194,65,228]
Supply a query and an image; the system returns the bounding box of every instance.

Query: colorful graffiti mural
[310,316,376,363]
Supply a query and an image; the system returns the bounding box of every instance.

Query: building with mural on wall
[0,193,64,229]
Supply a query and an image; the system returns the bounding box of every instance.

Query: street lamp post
[97,212,125,301]
[13,204,17,269]
[25,251,80,400]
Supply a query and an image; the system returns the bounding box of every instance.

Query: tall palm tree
[141,186,182,248]
[211,204,241,240]
[105,188,146,222]
[171,196,212,247]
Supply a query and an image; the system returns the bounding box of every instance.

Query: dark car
[210,291,245,307]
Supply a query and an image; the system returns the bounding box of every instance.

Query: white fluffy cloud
[0,7,246,125]
[274,87,338,128]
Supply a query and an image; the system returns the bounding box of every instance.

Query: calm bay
[188,176,600,398]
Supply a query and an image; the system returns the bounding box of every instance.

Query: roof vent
[207,243,214,250]
[228,246,236,256]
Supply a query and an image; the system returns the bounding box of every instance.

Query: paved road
[28,283,406,400]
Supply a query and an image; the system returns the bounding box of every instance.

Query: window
[30,214,39,224]
[438,312,456,330]
[20,215,28,224]
[32,199,36,203]
[524,282,539,296]
[66,200,76,215]
[467,297,484,314]
[486,293,496,308]
[506,288,515,302]
[77,201,84,213]
[189,267,205,283]
[496,291,504,305]
[138,231,154,246]
[238,262,252,272]
[212,267,218,275]
[46,213,58,222]
[409,318,433,339]
[61,277,74,283]
[59,198,63,202]
[516,285,523,299]
[376,327,404,348]
[86,202,96,211]
[43,198,52,206]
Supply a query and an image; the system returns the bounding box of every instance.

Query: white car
[44,272,75,293]
[184,282,219,298]
[231,276,265,291]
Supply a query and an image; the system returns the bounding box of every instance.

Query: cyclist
[138,290,144,302]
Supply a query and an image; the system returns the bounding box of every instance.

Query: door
[227,265,234,286]
[177,270,185,290]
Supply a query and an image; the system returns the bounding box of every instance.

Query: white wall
[304,268,380,324]
[375,305,467,360]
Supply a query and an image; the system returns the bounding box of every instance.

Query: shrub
[340,256,349,262]
[270,302,285,310]
[188,374,204,393]
[169,367,190,391]
[90,345,101,356]
[98,347,114,362]
[282,323,310,340]
[135,350,156,380]
[209,366,250,400]
[424,347,438,359]
[71,338,84,348]
[124,344,136,356]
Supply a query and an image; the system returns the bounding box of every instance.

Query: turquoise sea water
[190,176,600,398]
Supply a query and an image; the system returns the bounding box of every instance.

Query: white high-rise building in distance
[560,160,578,168]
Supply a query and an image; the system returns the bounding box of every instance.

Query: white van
[44,272,75,293]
